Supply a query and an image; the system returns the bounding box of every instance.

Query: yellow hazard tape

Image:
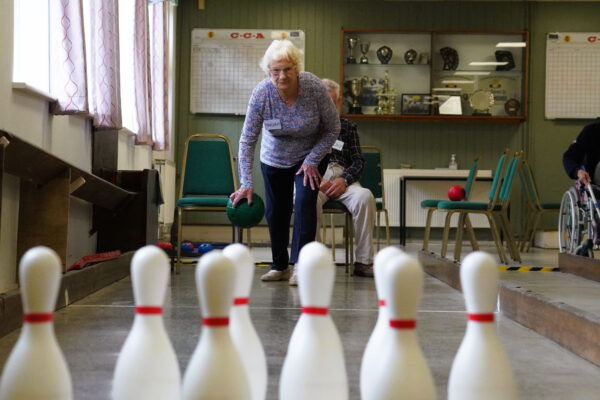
[498,266,559,272]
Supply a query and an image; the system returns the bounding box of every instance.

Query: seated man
[315,78,376,278]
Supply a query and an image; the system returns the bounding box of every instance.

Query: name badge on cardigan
[264,119,282,130]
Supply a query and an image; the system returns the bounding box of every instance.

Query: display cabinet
[340,29,529,122]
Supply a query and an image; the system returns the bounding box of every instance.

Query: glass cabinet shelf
[340,29,529,122]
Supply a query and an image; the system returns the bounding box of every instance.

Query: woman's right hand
[230,187,253,207]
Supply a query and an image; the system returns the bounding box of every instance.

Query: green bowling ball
[226,193,265,228]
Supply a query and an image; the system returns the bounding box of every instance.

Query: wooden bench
[0,129,135,272]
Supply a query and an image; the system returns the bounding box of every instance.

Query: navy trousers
[261,159,328,270]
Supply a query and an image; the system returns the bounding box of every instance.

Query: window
[118,0,137,133]
[13,0,49,92]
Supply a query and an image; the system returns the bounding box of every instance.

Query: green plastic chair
[518,155,560,252]
[175,134,238,273]
[359,146,390,251]
[421,156,481,252]
[436,149,522,264]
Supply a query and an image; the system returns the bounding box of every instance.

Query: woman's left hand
[296,162,322,190]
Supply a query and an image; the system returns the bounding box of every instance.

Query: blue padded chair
[175,134,238,273]
[421,156,481,252]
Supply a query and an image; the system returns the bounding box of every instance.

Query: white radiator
[383,169,492,228]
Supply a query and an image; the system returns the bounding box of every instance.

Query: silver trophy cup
[349,79,363,114]
[359,42,370,64]
[347,37,358,64]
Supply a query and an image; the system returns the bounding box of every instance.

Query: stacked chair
[421,156,481,252]
[433,149,524,264]
[518,155,560,252]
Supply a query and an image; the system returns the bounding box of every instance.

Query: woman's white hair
[259,39,304,76]
[321,78,340,98]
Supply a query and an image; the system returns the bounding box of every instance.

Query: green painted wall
[174,0,600,230]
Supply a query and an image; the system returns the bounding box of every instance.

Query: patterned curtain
[49,0,88,114]
[87,0,122,129]
[149,1,169,151]
[132,0,153,145]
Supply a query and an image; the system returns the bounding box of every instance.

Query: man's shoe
[354,262,374,277]
[260,268,290,281]
[289,265,298,286]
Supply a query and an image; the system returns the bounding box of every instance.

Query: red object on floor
[67,250,122,272]
[157,242,173,250]
[447,185,466,201]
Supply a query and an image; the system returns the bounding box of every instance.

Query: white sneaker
[289,265,298,286]
[260,268,290,281]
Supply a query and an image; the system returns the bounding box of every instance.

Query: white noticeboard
[545,32,600,119]
[190,29,305,115]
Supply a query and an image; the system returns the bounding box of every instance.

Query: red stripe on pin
[24,313,53,323]
[203,317,229,326]
[468,313,495,322]
[379,299,386,307]
[302,306,328,315]
[389,319,416,329]
[233,297,249,305]
[136,306,162,315]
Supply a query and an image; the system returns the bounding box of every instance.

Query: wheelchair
[558,181,600,256]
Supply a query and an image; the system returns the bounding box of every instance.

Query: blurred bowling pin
[112,245,181,399]
[360,246,404,399]
[182,251,250,400]
[279,242,348,400]
[362,254,436,400]
[0,247,73,400]
[448,251,517,400]
[223,244,267,400]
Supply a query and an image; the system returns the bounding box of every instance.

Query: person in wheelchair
[563,119,600,186]
[562,119,600,255]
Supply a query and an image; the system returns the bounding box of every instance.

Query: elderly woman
[230,39,340,282]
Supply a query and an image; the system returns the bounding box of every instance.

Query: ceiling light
[469,61,509,66]
[442,80,474,85]
[432,87,462,92]
[496,42,526,48]
[454,71,491,76]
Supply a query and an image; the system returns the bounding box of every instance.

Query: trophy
[359,41,370,64]
[404,49,417,64]
[375,71,396,115]
[347,37,358,64]
[376,45,393,64]
[470,90,494,116]
[349,78,363,114]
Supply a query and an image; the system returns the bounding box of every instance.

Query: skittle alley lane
[0,245,599,400]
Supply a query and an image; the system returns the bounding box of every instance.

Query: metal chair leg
[422,208,435,251]
[376,210,381,252]
[176,208,183,274]
[487,213,508,264]
[331,214,336,262]
[465,215,479,251]
[453,213,466,261]
[440,211,454,259]
[345,213,350,274]
[384,209,390,247]
[499,211,521,262]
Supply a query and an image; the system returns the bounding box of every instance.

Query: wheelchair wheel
[558,187,580,253]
